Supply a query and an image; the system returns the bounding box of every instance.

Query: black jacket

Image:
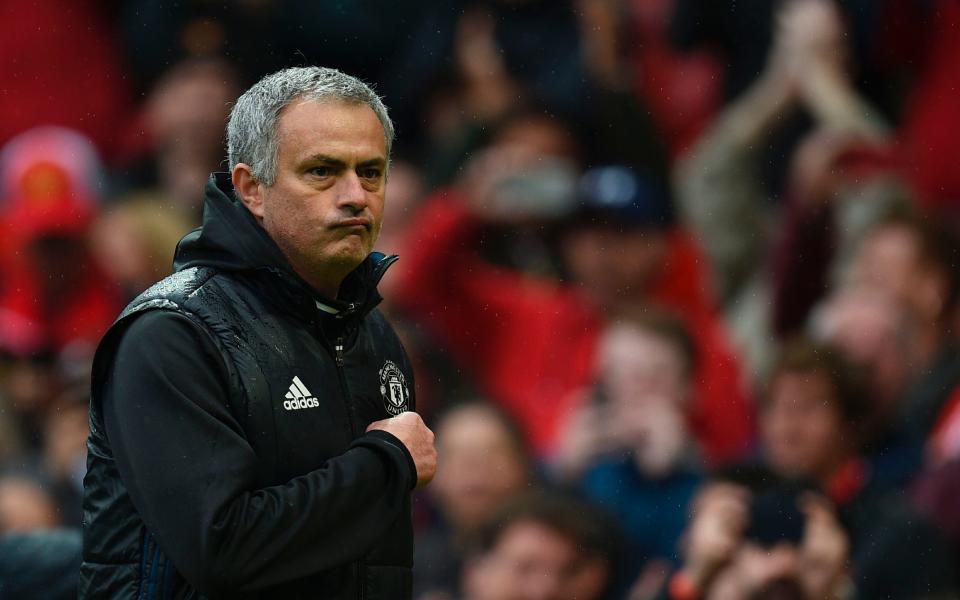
[80,173,418,599]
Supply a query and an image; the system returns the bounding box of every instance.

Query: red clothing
[0,133,121,355]
[0,216,121,356]
[898,0,960,208]
[395,191,753,463]
[0,0,130,157]
[929,387,960,466]
[628,0,722,159]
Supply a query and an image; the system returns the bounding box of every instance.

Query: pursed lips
[334,216,372,231]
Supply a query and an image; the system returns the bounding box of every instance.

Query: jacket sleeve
[100,310,415,595]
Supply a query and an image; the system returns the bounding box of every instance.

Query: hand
[609,397,690,477]
[789,127,867,208]
[454,8,516,120]
[553,400,615,481]
[682,483,749,589]
[459,144,543,224]
[366,412,437,489]
[798,494,850,598]
[764,0,847,108]
[777,0,846,68]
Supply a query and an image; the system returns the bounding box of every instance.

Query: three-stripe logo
[283,376,319,410]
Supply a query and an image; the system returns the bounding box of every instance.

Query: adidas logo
[283,376,319,410]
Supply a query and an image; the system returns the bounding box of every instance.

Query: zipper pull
[335,336,344,366]
[335,303,357,320]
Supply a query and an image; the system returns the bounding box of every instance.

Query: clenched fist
[367,412,437,489]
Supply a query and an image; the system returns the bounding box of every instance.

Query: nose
[336,171,368,213]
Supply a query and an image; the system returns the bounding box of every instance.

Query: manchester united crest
[379,360,410,416]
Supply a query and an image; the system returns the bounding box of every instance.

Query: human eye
[359,166,382,180]
[309,166,334,178]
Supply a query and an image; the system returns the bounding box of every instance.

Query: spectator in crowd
[657,471,852,600]
[461,493,619,600]
[803,211,960,491]
[0,528,81,600]
[382,0,591,183]
[41,386,91,528]
[755,339,955,598]
[111,58,240,218]
[0,127,122,360]
[415,401,532,600]
[2,2,959,598]
[809,286,923,490]
[0,470,81,598]
[554,310,702,590]
[89,194,195,302]
[0,471,60,533]
[0,351,63,455]
[396,145,752,463]
[841,214,960,442]
[674,0,903,378]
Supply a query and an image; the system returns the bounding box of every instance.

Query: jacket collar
[173,172,397,321]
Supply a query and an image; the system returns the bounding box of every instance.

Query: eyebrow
[303,154,386,169]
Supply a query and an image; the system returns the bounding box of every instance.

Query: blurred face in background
[562,225,667,312]
[431,404,529,532]
[850,221,951,328]
[598,322,692,475]
[813,288,909,420]
[148,60,238,157]
[762,370,848,482]
[601,323,689,409]
[849,223,920,311]
[464,519,603,600]
[0,477,59,532]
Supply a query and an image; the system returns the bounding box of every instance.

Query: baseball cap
[574,165,674,229]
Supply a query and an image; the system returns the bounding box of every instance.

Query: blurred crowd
[2,0,960,598]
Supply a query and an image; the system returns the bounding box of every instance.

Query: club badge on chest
[379,360,410,416]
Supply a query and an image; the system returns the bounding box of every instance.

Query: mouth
[334,217,372,231]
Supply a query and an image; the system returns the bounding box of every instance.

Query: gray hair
[226,66,394,185]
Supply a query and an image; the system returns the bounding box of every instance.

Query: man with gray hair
[81,66,436,599]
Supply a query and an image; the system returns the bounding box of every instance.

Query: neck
[298,269,342,301]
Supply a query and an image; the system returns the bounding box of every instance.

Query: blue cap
[576,165,673,229]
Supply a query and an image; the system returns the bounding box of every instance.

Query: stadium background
[1,0,960,598]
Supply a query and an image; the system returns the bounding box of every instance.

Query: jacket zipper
[320,310,365,600]
[335,336,345,367]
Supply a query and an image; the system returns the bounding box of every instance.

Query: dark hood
[173,172,397,315]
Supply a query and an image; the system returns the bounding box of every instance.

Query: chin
[328,245,371,270]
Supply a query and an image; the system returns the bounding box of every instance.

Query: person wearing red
[0,127,121,357]
[395,163,752,464]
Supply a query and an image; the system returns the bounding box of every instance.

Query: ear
[232,163,265,222]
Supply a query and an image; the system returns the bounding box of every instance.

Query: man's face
[561,225,667,312]
[252,99,387,291]
[465,520,602,600]
[849,224,920,309]
[815,288,908,414]
[431,406,528,532]
[761,371,847,481]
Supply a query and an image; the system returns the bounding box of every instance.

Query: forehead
[495,520,577,559]
[602,325,682,368]
[767,371,838,412]
[274,98,386,161]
